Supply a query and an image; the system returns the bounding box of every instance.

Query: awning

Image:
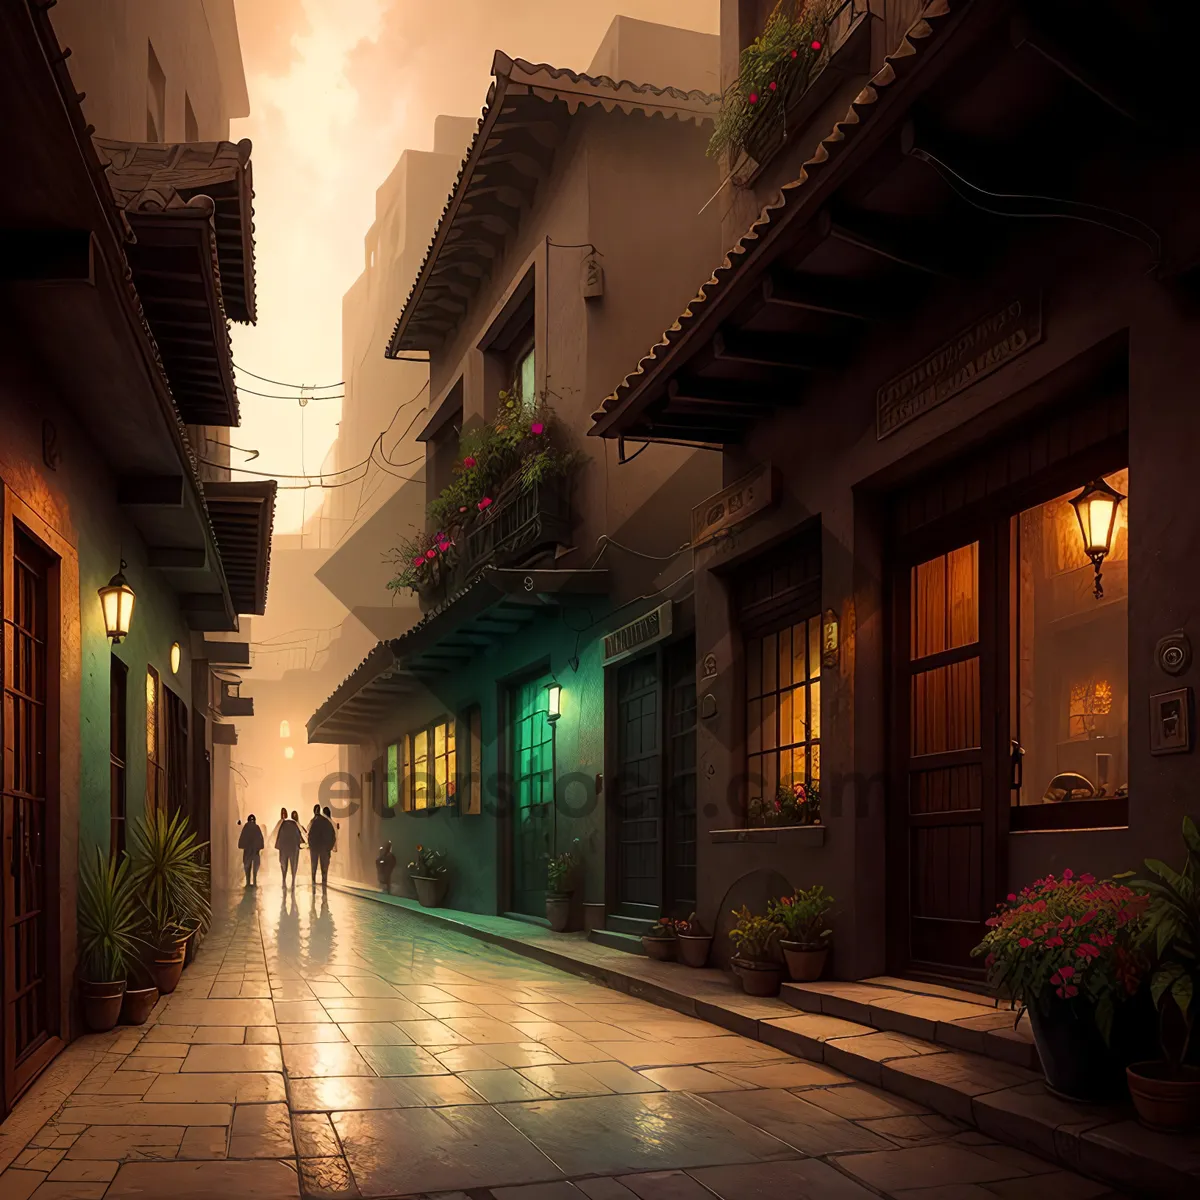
[96,138,257,427]
[203,480,276,617]
[307,567,610,744]
[387,53,716,356]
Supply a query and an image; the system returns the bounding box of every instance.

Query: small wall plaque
[1150,688,1192,755]
[581,254,604,299]
[692,464,776,548]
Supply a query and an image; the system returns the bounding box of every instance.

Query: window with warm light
[1010,469,1129,828]
[146,666,164,816]
[403,718,456,810]
[386,742,400,810]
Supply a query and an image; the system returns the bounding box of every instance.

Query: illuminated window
[404,718,456,810]
[1011,469,1129,813]
[462,706,482,816]
[516,346,535,412]
[386,742,400,810]
[146,666,164,815]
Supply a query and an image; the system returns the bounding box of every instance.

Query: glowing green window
[386,742,399,809]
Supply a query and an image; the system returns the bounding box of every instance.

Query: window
[146,41,166,141]
[184,92,198,142]
[746,616,822,822]
[146,667,165,815]
[110,657,128,856]
[1010,469,1129,829]
[515,344,535,412]
[386,742,400,810]
[163,685,188,819]
[460,706,482,815]
[403,718,457,810]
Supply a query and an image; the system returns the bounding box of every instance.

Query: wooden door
[509,675,554,916]
[2,527,57,1108]
[613,654,661,915]
[892,530,1004,977]
[664,639,697,915]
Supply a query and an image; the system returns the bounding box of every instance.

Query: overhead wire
[237,386,344,400]
[233,363,344,389]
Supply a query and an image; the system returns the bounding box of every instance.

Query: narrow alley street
[0,882,1121,1200]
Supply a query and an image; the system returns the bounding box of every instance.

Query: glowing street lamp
[1070,478,1125,599]
[546,682,562,725]
[98,560,135,644]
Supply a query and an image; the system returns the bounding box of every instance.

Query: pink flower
[1045,936,1064,947]
[530,422,545,436]
[1007,894,1017,902]
[1063,869,1074,881]
[1056,984,1079,999]
[811,40,822,51]
[768,81,777,92]
[477,497,492,511]
[1018,938,1033,948]
[425,549,437,561]
[1076,944,1100,960]
[412,556,423,567]
[1080,873,1096,884]
[749,92,759,104]
[462,456,477,468]
[437,542,450,553]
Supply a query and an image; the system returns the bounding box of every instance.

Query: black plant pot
[1028,993,1156,1104]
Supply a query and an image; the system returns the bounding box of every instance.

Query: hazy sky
[228,0,719,531]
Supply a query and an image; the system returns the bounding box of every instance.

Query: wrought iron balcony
[218,680,254,718]
[461,475,571,580]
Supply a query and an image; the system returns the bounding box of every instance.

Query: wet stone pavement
[0,883,1126,1200]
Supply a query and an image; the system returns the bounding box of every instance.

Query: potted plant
[1126,816,1200,1131]
[545,842,581,933]
[769,886,833,980]
[77,848,140,1032]
[641,916,682,961]
[676,912,713,968]
[729,905,786,996]
[119,957,159,1027]
[128,810,211,996]
[409,845,448,907]
[973,869,1151,1103]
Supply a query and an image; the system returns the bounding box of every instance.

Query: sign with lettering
[603,602,673,666]
[876,295,1043,439]
[691,464,776,548]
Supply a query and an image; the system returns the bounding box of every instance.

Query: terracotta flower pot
[641,936,676,961]
[412,875,448,908]
[150,946,186,996]
[80,979,126,1032]
[781,940,828,982]
[120,985,159,1026]
[732,958,784,997]
[545,892,573,933]
[1128,1062,1200,1132]
[676,934,712,968]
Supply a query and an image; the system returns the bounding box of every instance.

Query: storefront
[590,0,1196,979]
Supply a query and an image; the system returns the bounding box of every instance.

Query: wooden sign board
[691,464,776,548]
[603,601,673,666]
[877,294,1043,439]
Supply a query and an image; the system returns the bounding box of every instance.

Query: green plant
[644,916,687,940]
[408,844,447,879]
[749,779,820,827]
[729,905,784,962]
[708,0,836,163]
[680,912,708,937]
[128,809,211,949]
[387,391,577,596]
[547,841,581,893]
[77,848,142,982]
[971,870,1147,1041]
[1131,816,1200,1074]
[769,886,833,945]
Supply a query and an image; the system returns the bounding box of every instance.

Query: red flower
[1076,944,1100,960]
[530,422,545,435]
[477,497,492,511]
[1063,869,1074,881]
[749,92,759,104]
[1045,936,1064,947]
[768,81,777,92]
[425,549,437,560]
[1018,938,1033,948]
[811,40,822,50]
[462,456,477,468]
[411,556,423,567]
[1080,873,1096,884]
[1007,894,1017,902]
[790,49,798,59]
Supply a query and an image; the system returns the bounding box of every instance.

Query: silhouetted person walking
[238,814,263,887]
[275,808,302,888]
[307,803,335,889]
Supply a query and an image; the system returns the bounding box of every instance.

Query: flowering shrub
[644,916,688,940]
[680,912,708,937]
[387,391,575,595]
[729,905,784,962]
[768,885,833,946]
[748,780,820,827]
[546,842,581,893]
[407,845,447,879]
[972,870,1147,1040]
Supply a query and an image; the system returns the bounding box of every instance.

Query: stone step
[780,974,1039,1071]
[587,928,646,955]
[605,913,656,936]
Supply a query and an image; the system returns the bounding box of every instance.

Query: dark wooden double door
[1,523,59,1115]
[610,639,697,921]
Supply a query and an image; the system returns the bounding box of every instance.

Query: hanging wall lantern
[98,560,135,644]
[546,682,562,724]
[821,608,840,670]
[1070,478,1125,599]
[170,642,181,674]
[280,719,290,739]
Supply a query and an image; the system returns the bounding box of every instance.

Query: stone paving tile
[800,1082,932,1121]
[177,1128,228,1160]
[298,1156,359,1199]
[705,1089,893,1156]
[707,1059,846,1089]
[880,1050,1040,1123]
[291,1114,341,1159]
[65,1126,184,1161]
[143,1071,286,1104]
[636,1066,752,1093]
[459,1069,552,1103]
[228,1103,295,1159]
[837,1143,1035,1192]
[277,1023,346,1044]
[45,1161,118,1183]
[612,1170,711,1199]
[354,1044,448,1076]
[105,1159,301,1199]
[281,1043,373,1078]
[58,1103,231,1127]
[181,1044,283,1073]
[687,1159,882,1198]
[859,1113,964,1147]
[159,999,275,1026]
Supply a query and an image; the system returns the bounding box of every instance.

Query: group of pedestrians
[236,804,338,889]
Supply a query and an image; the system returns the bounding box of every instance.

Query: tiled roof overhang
[202,480,277,616]
[5,0,238,632]
[386,52,717,356]
[307,567,610,744]
[588,0,1190,447]
[96,139,257,427]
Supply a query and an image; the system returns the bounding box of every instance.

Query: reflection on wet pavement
[0,882,1121,1199]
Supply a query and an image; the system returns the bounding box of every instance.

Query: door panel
[3,529,53,1106]
[510,675,553,916]
[665,639,696,915]
[614,655,661,913]
[894,534,1003,977]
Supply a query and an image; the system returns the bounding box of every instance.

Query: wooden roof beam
[761,270,877,321]
[712,329,830,372]
[829,211,956,277]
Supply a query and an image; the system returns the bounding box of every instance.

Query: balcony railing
[218,681,254,718]
[461,475,571,580]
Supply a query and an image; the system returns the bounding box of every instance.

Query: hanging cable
[237,385,344,400]
[233,363,344,389]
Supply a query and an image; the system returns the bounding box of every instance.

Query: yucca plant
[77,848,141,983]
[128,809,211,949]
